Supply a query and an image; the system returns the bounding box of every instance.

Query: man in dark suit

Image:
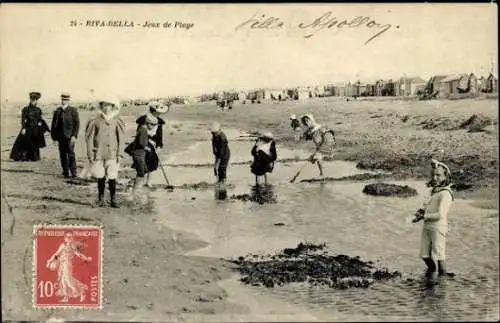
[51,93,80,178]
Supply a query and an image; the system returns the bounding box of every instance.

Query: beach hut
[332,83,346,97]
[296,87,311,100]
[439,75,461,97]
[374,80,385,96]
[426,75,449,95]
[486,73,498,93]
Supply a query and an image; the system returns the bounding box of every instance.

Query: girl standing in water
[413,158,454,282]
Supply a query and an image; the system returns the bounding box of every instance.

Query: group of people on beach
[10,91,170,207]
[10,91,455,283]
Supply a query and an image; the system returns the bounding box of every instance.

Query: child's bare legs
[316,160,325,177]
[133,176,147,203]
[437,260,446,276]
[145,173,151,187]
[422,257,436,275]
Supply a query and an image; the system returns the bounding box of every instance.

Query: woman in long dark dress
[10,92,50,161]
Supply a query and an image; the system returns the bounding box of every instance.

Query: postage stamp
[33,224,103,309]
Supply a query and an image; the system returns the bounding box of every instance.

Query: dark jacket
[212,131,230,164]
[21,104,50,148]
[130,125,159,173]
[51,106,80,141]
[136,115,165,148]
[290,119,300,130]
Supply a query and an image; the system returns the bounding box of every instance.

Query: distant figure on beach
[10,92,50,162]
[289,114,301,142]
[85,97,125,208]
[129,114,160,204]
[46,232,91,303]
[412,158,454,283]
[136,101,169,187]
[210,122,231,184]
[51,93,80,178]
[300,113,336,178]
[250,132,277,185]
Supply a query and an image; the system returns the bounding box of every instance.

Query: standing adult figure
[51,93,80,178]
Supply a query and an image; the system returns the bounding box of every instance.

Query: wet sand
[2,98,499,321]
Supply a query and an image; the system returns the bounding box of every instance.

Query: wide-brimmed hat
[29,92,41,100]
[61,93,71,100]
[148,101,169,114]
[98,98,121,110]
[290,114,297,119]
[259,131,274,140]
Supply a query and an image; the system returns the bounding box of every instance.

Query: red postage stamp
[33,224,103,309]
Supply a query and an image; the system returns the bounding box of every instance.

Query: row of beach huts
[194,72,499,104]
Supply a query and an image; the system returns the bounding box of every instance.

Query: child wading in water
[290,114,301,142]
[413,158,454,282]
[211,122,231,185]
[136,100,169,187]
[85,98,125,208]
[130,114,159,203]
[300,113,336,178]
[250,132,277,185]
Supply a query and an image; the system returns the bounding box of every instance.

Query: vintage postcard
[1,3,498,322]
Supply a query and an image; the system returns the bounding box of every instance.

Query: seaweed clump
[228,242,401,290]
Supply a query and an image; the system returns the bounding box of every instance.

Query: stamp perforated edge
[32,224,104,310]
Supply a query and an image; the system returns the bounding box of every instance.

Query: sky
[1,3,498,102]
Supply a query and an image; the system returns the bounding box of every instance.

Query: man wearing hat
[135,100,169,186]
[51,93,80,178]
[10,92,50,161]
[85,97,125,207]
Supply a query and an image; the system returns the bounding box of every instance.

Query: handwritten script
[235,12,397,45]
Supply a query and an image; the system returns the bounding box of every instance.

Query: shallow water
[147,128,499,322]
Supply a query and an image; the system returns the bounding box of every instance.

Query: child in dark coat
[251,132,277,185]
[210,122,231,184]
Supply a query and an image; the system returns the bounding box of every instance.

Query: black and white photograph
[1,3,498,321]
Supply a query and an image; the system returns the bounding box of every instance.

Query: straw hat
[259,131,274,140]
[290,114,296,119]
[148,101,169,114]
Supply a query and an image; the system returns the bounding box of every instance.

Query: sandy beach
[1,97,498,321]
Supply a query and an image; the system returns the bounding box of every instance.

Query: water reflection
[215,186,228,201]
[250,184,277,204]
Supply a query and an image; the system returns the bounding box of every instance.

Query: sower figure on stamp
[10,91,50,161]
[210,122,231,185]
[85,98,125,208]
[300,113,336,179]
[46,232,91,303]
[250,132,277,186]
[136,100,169,187]
[51,93,80,178]
[412,158,454,283]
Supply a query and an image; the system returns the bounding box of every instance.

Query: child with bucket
[250,131,277,185]
[84,97,125,207]
[412,158,454,282]
[300,113,336,178]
